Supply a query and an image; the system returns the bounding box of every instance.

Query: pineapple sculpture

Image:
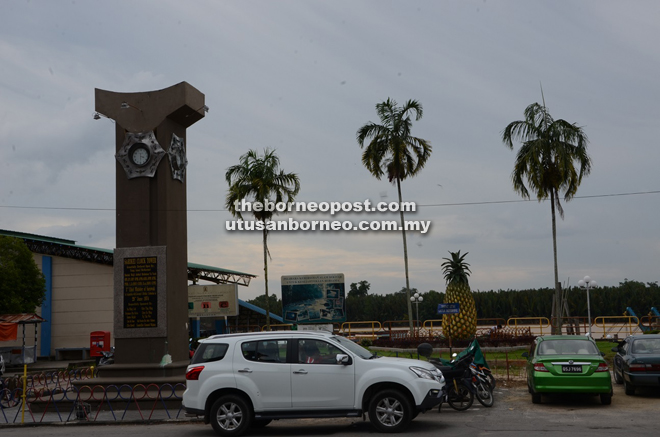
[441,251,477,340]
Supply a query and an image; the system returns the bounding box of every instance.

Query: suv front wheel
[210,395,252,436]
[368,389,413,433]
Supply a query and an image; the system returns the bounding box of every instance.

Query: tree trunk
[550,191,562,334]
[396,178,415,335]
[263,226,271,331]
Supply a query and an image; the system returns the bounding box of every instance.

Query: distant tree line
[246,293,283,320]
[471,279,660,321]
[248,279,660,324]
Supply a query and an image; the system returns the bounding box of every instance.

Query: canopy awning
[0,313,46,324]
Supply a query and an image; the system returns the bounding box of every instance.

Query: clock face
[116,131,164,179]
[130,144,150,166]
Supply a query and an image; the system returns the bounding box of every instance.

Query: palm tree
[357,98,432,334]
[501,100,592,333]
[225,149,300,330]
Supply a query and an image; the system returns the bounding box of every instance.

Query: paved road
[2,382,658,437]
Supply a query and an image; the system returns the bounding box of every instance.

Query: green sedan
[522,335,613,405]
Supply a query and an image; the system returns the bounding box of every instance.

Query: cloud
[2,0,659,302]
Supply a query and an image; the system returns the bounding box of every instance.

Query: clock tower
[94,82,205,379]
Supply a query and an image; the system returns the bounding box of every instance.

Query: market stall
[0,313,45,365]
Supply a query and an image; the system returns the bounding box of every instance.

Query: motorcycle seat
[436,367,466,378]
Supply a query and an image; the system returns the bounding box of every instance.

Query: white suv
[183,330,444,436]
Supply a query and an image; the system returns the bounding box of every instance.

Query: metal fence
[0,369,186,425]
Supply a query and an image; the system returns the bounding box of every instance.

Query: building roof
[0,229,256,286]
[0,313,46,324]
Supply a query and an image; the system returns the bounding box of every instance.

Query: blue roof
[238,299,283,323]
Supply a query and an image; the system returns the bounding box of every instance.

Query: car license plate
[562,365,582,373]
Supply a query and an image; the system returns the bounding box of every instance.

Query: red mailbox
[90,331,111,357]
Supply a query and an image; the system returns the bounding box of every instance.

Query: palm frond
[357,99,431,184]
[503,102,591,213]
[224,148,300,221]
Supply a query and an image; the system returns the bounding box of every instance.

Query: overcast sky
[1,0,659,302]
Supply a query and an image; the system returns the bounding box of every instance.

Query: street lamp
[410,292,423,336]
[578,276,598,336]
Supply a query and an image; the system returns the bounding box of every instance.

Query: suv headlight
[410,366,442,382]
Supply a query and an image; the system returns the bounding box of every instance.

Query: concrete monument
[94,82,205,379]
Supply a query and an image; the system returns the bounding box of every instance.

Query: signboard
[113,246,167,339]
[123,256,158,328]
[188,284,239,317]
[281,273,345,324]
[437,303,460,314]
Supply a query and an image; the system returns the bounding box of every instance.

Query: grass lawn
[368,339,619,380]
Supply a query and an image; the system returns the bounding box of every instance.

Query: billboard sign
[188,284,239,317]
[281,273,345,324]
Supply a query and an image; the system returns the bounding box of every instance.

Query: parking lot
[502,377,659,408]
[2,378,658,437]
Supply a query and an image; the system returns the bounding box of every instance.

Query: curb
[0,417,204,428]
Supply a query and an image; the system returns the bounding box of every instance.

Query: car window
[298,339,344,364]
[191,343,229,364]
[242,340,288,363]
[538,339,598,355]
[538,341,558,355]
[632,338,660,354]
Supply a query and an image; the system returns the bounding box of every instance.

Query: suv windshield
[330,335,373,359]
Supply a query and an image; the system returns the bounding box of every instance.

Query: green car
[522,335,613,405]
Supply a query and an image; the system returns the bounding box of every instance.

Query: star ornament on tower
[168,133,187,182]
[115,131,166,179]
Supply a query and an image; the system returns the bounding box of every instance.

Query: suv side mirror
[336,354,351,365]
[521,352,529,358]
[611,347,619,353]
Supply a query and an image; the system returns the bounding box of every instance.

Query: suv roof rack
[205,330,334,341]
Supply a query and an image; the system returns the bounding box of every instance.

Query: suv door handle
[238,368,253,373]
[293,369,308,374]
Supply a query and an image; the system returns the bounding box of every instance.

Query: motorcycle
[418,343,474,411]
[98,346,115,366]
[472,360,496,390]
[418,339,496,410]
[437,353,476,411]
[469,361,494,407]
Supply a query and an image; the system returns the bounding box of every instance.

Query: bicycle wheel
[0,387,19,408]
[447,383,474,411]
[474,379,494,407]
